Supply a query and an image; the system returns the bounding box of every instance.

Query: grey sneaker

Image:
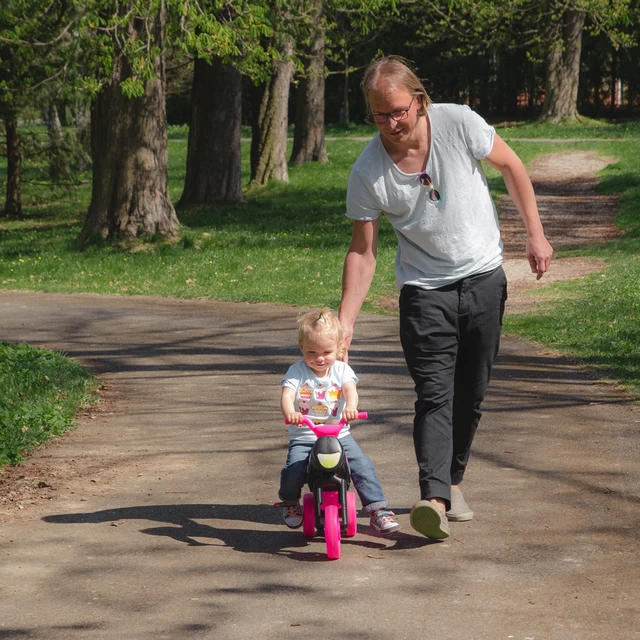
[410,500,450,539]
[370,509,401,534]
[276,501,303,528]
[446,488,474,522]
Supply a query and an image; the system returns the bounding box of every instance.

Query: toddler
[276,308,399,534]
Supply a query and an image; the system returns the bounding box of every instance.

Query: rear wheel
[302,493,315,538]
[345,491,357,537]
[324,504,341,559]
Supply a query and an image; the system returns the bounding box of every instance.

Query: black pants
[399,266,507,509]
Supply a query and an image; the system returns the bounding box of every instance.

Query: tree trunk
[43,104,63,142]
[74,101,92,171]
[180,57,243,205]
[78,2,178,244]
[609,48,618,119]
[539,9,586,122]
[43,104,66,182]
[3,115,21,217]
[250,38,294,186]
[75,101,90,144]
[290,2,328,165]
[341,51,350,125]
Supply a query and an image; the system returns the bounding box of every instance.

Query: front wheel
[324,504,341,559]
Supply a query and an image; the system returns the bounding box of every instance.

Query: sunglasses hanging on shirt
[418,171,441,202]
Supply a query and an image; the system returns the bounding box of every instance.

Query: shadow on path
[43,504,435,561]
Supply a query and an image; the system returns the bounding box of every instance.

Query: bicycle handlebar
[284,412,368,437]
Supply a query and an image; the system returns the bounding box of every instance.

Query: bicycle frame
[285,412,367,558]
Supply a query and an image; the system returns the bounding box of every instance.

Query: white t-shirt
[346,103,503,290]
[281,360,358,442]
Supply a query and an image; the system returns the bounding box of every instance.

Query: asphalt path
[0,291,638,639]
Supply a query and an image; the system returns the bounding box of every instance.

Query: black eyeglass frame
[365,96,416,125]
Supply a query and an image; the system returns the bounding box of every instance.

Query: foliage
[0,342,99,466]
[0,0,80,112]
[167,0,273,82]
[324,0,399,81]
[408,0,634,54]
[320,0,638,122]
[68,0,166,98]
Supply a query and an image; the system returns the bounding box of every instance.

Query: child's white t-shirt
[282,360,358,442]
[346,103,503,290]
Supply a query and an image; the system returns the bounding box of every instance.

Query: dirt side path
[501,151,619,313]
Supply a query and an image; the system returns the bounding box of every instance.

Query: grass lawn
[0,342,100,465]
[1,119,640,401]
[495,116,640,139]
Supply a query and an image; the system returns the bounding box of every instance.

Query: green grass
[505,258,640,388]
[2,120,640,399]
[494,134,640,395]
[0,342,100,466]
[169,122,376,142]
[0,137,396,308]
[495,116,640,139]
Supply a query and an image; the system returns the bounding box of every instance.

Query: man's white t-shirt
[282,360,358,442]
[346,103,503,290]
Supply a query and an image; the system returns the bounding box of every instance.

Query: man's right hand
[340,322,354,363]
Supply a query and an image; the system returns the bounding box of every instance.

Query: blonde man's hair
[361,55,432,118]
[298,308,345,360]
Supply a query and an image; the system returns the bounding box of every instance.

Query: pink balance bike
[285,412,368,560]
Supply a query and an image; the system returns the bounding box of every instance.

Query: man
[339,56,553,540]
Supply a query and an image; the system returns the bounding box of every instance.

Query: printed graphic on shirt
[311,404,329,419]
[299,383,313,400]
[291,378,344,422]
[328,384,341,403]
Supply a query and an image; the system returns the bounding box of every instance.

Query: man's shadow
[43,504,435,561]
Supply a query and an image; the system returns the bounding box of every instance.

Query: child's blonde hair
[297,308,345,359]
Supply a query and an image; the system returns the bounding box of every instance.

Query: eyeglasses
[418,171,441,202]
[366,96,415,125]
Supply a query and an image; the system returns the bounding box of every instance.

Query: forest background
[1,1,640,465]
[1,0,639,228]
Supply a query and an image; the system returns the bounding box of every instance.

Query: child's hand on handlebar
[341,406,358,423]
[285,411,304,426]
